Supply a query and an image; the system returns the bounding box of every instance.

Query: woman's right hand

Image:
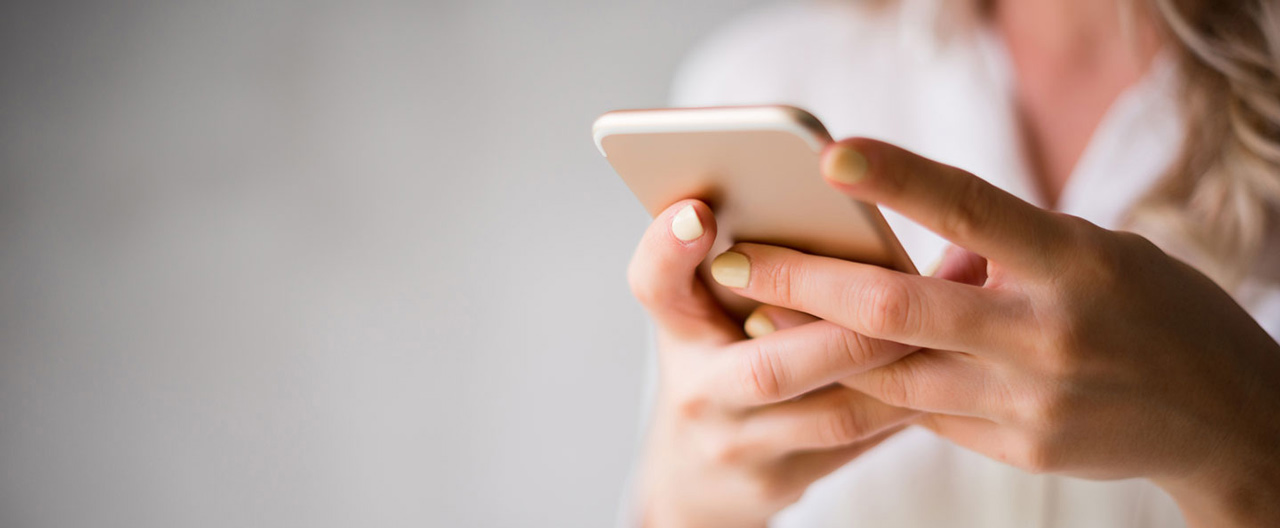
[629,200,921,528]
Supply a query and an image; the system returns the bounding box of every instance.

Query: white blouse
[658,0,1280,526]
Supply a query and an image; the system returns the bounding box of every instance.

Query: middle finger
[710,243,1030,354]
[712,320,916,407]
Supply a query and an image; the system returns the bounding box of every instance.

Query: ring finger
[839,349,997,418]
[735,385,918,457]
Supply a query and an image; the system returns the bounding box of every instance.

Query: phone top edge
[592,105,832,157]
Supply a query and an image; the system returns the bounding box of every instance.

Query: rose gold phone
[593,105,917,318]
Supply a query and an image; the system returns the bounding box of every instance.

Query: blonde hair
[1133,0,1280,287]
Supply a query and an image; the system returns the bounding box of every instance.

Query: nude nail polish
[671,204,703,242]
[744,309,776,338]
[824,145,867,184]
[711,251,750,288]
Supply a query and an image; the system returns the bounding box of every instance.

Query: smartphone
[593,105,917,319]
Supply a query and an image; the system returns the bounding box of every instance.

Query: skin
[999,0,1163,205]
[632,1,1280,526]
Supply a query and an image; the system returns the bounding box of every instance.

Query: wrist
[1158,331,1280,527]
[1161,457,1280,527]
[1157,406,1280,526]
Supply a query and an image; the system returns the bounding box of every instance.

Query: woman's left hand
[708,138,1280,527]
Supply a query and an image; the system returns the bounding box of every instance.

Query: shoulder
[669,0,913,107]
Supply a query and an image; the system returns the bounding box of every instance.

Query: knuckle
[871,365,914,407]
[691,428,743,468]
[746,475,801,506]
[938,172,992,242]
[1048,213,1095,255]
[1014,433,1064,475]
[1116,230,1164,259]
[708,439,745,466]
[1062,220,1127,289]
[739,348,786,402]
[836,328,878,368]
[816,405,867,446]
[1105,230,1165,280]
[1086,252,1123,293]
[674,393,712,421]
[764,256,804,307]
[856,276,918,337]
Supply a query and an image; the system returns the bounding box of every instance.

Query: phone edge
[592,105,831,157]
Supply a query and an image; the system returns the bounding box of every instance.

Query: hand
[704,138,1280,527]
[628,200,919,528]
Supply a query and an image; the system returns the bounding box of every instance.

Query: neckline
[973,25,1177,213]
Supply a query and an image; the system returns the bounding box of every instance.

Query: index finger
[822,138,1070,273]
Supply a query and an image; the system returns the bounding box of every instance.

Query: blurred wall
[0,1,768,526]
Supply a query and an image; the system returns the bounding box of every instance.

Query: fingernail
[824,145,867,184]
[743,309,776,338]
[671,204,704,242]
[710,251,750,288]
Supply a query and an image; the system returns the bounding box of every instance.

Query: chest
[1009,53,1153,207]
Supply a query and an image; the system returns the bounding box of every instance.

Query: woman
[627,0,1280,526]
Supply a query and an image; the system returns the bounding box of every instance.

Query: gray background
[0,1,769,526]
